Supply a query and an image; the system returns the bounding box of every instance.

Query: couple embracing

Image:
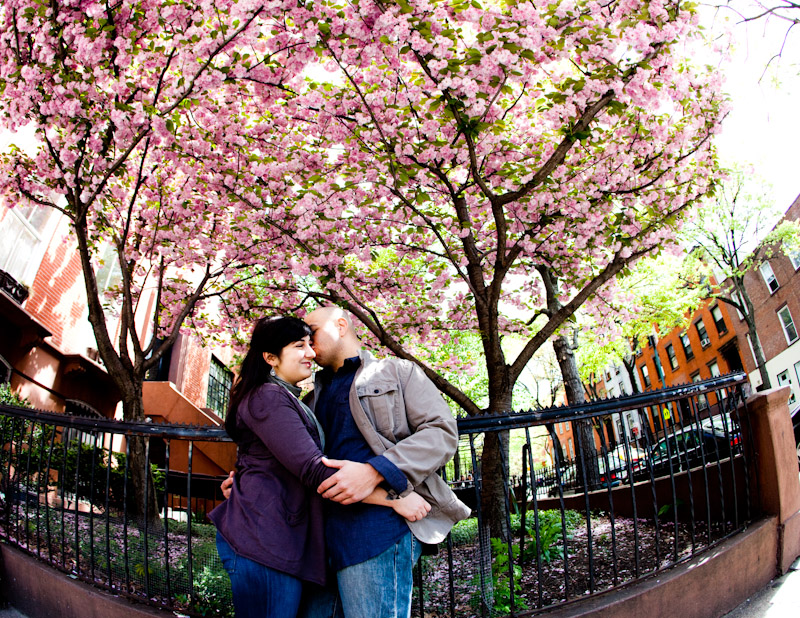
[210,307,471,618]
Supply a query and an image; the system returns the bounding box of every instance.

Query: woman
[210,316,429,618]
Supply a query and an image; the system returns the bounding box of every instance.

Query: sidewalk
[721,556,800,617]
[2,558,798,618]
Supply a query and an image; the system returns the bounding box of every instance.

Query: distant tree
[577,252,705,392]
[681,171,800,390]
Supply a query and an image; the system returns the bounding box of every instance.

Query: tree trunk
[744,313,771,390]
[553,334,599,488]
[480,431,510,541]
[121,389,162,531]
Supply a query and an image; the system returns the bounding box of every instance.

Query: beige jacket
[312,350,471,544]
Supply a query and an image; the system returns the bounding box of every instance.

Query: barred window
[207,357,233,419]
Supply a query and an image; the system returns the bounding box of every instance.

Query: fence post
[740,386,800,573]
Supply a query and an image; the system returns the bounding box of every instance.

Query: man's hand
[220,471,234,499]
[317,458,383,504]
[390,491,432,522]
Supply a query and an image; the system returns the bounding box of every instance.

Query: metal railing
[0,372,754,617]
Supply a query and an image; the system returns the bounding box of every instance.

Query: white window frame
[640,364,651,388]
[777,369,796,404]
[790,251,800,271]
[777,305,799,345]
[695,319,710,348]
[759,261,779,294]
[746,333,764,369]
[0,204,58,286]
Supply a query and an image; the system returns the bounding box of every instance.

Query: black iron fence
[0,373,755,617]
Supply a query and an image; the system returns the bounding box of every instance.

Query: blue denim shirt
[316,357,409,570]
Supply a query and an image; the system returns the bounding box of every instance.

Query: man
[223,306,469,617]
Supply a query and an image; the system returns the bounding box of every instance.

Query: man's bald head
[304,306,360,370]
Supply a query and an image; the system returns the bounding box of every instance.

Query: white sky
[702,3,800,210]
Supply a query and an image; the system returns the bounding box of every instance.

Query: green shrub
[450,517,479,545]
[0,383,31,407]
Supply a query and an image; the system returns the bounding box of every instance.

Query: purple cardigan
[209,383,335,585]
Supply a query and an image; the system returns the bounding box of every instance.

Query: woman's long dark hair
[224,315,312,440]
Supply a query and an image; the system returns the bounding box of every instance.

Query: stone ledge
[0,542,171,618]
[535,516,779,618]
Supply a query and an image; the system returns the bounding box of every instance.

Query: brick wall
[23,218,89,354]
[730,194,800,375]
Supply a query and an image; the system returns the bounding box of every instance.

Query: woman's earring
[269,366,276,377]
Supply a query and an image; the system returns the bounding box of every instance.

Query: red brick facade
[0,204,234,418]
[728,195,800,397]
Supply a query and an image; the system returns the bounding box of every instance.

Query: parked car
[645,425,735,478]
[598,444,647,481]
[700,412,741,448]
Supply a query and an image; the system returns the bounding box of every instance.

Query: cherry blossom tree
[0,0,318,525]
[235,0,727,536]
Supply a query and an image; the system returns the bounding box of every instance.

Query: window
[710,305,727,336]
[695,319,710,348]
[692,372,708,409]
[650,406,661,431]
[567,438,574,459]
[778,305,799,344]
[746,333,762,369]
[708,359,721,377]
[777,370,796,405]
[0,204,55,285]
[760,262,779,294]
[790,250,800,271]
[666,344,679,370]
[680,333,694,360]
[640,364,651,388]
[207,357,233,418]
[558,422,563,435]
[95,244,123,316]
[730,290,748,320]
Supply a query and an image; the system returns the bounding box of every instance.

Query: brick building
[630,297,744,439]
[0,202,236,475]
[728,194,800,404]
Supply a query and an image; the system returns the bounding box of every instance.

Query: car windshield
[701,413,738,434]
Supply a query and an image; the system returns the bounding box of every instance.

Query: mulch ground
[413,514,736,617]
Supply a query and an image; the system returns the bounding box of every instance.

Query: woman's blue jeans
[216,531,303,618]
